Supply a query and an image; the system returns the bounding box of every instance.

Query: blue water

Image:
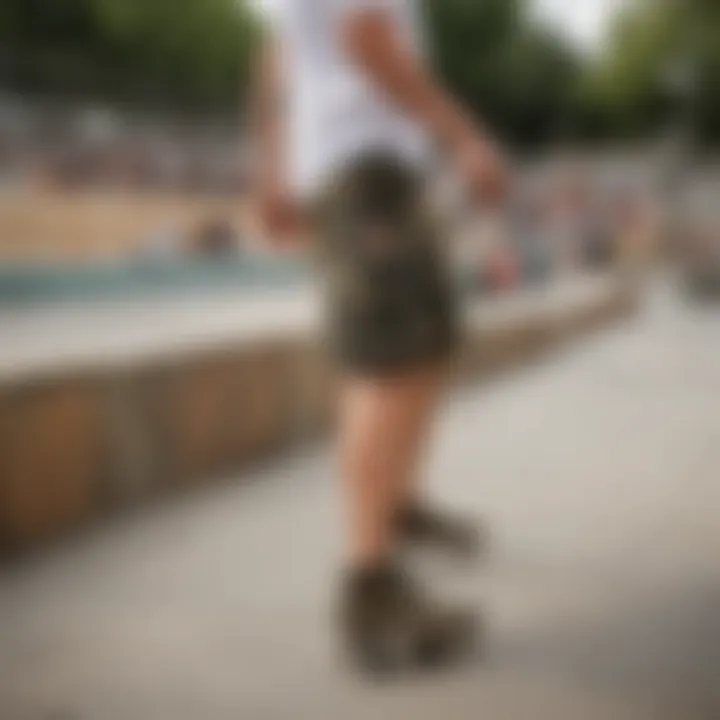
[0,255,309,305]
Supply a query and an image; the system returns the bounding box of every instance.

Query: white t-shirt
[252,0,430,198]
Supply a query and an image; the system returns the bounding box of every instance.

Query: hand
[254,184,304,248]
[453,135,510,209]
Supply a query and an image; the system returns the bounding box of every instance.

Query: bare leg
[389,364,485,557]
[339,364,445,566]
[390,364,447,515]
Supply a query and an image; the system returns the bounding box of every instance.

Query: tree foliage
[586,0,720,142]
[427,0,580,146]
[0,0,716,143]
[0,0,259,109]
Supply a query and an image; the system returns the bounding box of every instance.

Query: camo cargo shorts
[312,152,460,376]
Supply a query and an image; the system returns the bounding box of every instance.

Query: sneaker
[339,564,479,675]
[396,504,487,558]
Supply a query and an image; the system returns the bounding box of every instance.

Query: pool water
[0,255,308,304]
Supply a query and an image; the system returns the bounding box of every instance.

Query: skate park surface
[1,280,719,720]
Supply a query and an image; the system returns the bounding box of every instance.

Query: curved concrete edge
[0,276,638,554]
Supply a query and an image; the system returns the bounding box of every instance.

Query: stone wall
[0,277,637,554]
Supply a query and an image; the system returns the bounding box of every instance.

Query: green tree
[427,0,581,147]
[0,0,259,109]
[585,0,720,142]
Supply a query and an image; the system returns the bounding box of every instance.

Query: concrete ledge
[0,275,637,553]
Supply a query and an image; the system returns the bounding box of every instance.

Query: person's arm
[340,4,507,204]
[248,32,284,197]
[247,29,299,242]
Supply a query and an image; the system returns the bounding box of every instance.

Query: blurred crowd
[3,95,705,293]
[136,217,244,262]
[0,97,248,194]
[447,162,664,295]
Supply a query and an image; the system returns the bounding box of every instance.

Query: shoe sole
[344,611,483,678]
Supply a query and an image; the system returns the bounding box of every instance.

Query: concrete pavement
[1,281,719,719]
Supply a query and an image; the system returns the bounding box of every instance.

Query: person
[192,217,240,258]
[249,0,508,673]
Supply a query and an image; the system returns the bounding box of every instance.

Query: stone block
[101,372,164,509]
[0,380,105,551]
[286,341,336,440]
[155,343,294,486]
